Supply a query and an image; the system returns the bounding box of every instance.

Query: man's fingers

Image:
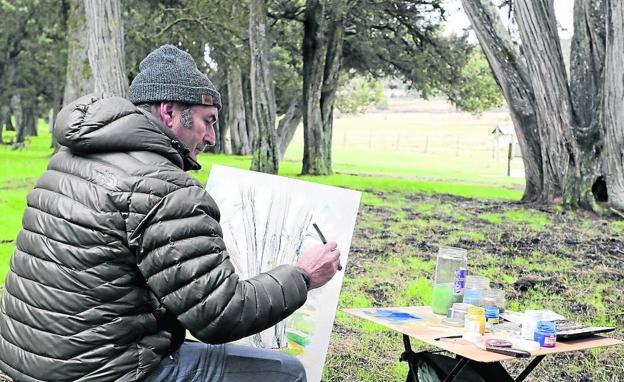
[325,241,338,251]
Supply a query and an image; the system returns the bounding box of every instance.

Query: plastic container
[432,247,467,314]
[464,306,485,335]
[489,288,506,312]
[521,310,543,340]
[462,276,489,305]
[485,306,500,328]
[533,321,556,347]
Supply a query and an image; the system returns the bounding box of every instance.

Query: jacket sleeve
[130,186,308,344]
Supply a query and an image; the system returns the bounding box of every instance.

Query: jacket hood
[54,93,201,171]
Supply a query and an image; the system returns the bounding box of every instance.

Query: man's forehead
[192,104,219,118]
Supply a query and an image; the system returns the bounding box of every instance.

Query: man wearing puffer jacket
[0,45,341,382]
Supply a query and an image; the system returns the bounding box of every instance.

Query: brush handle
[486,346,531,358]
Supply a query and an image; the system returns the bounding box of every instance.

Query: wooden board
[342,306,624,363]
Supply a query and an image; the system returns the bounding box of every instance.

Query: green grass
[504,210,551,230]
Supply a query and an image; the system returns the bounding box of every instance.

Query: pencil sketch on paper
[206,165,361,382]
[222,185,314,348]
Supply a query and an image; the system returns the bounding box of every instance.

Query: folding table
[342,306,623,382]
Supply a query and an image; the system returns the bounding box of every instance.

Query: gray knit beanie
[128,45,221,109]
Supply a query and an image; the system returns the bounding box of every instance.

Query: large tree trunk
[302,0,329,175]
[301,0,348,175]
[276,99,302,159]
[228,64,252,155]
[465,0,624,212]
[461,0,544,202]
[249,0,279,173]
[515,0,581,202]
[64,0,93,105]
[602,0,624,210]
[84,0,127,97]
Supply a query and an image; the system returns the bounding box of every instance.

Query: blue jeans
[144,341,307,382]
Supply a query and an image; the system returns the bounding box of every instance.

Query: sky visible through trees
[443,0,574,40]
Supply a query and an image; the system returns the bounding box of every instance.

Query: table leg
[441,357,470,382]
[514,355,545,382]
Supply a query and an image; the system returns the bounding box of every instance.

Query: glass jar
[489,288,506,312]
[521,310,543,340]
[462,275,489,305]
[431,247,468,314]
[464,306,485,335]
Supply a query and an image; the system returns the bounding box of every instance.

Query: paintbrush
[313,223,342,271]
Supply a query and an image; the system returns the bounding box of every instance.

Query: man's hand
[296,241,341,290]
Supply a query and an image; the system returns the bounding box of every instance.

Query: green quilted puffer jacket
[0,94,308,381]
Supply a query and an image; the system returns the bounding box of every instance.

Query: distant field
[284,98,525,189]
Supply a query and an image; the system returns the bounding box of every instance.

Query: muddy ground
[324,189,624,381]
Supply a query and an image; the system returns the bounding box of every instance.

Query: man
[0,45,341,381]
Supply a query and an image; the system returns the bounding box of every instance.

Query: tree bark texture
[602,0,624,210]
[515,0,579,200]
[276,99,303,160]
[243,75,255,149]
[227,64,252,155]
[249,0,279,174]
[84,0,127,97]
[461,0,544,202]
[64,0,93,105]
[302,0,329,175]
[465,0,624,212]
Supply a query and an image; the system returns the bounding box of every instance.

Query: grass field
[1,104,622,381]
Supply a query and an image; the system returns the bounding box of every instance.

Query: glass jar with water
[431,246,467,314]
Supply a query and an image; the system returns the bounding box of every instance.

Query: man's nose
[205,124,216,146]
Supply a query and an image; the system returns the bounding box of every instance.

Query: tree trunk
[218,86,230,154]
[301,0,349,175]
[227,64,251,155]
[243,75,255,149]
[515,0,581,202]
[249,0,279,174]
[0,106,8,144]
[302,0,328,175]
[464,0,624,212]
[461,0,544,202]
[10,94,37,150]
[3,111,14,132]
[84,0,127,97]
[602,0,624,210]
[276,98,303,159]
[64,0,93,105]
[317,15,345,174]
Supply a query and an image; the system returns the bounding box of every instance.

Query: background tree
[249,0,280,173]
[64,0,93,105]
[462,0,624,213]
[0,0,67,149]
[84,0,128,96]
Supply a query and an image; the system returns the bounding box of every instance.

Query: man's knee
[279,353,306,382]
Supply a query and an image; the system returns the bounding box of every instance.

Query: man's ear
[156,102,175,128]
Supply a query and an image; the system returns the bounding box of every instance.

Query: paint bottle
[464,306,486,335]
[485,306,500,329]
[432,247,468,314]
[533,321,557,348]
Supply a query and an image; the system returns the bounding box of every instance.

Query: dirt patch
[329,189,624,381]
